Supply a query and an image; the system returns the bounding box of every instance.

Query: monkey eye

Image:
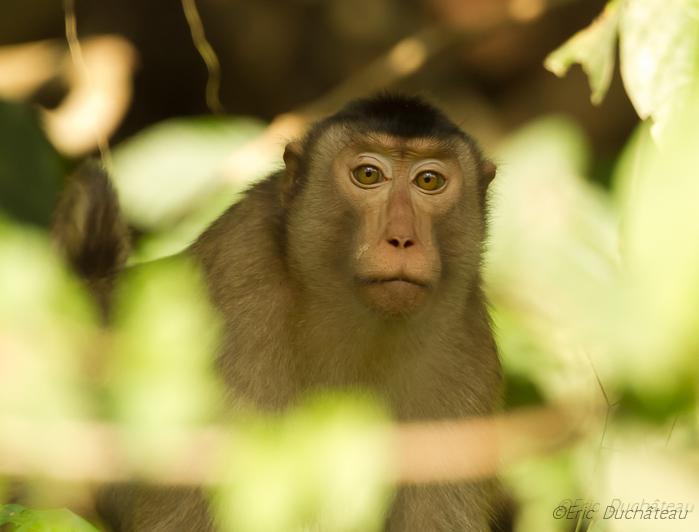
[414,171,445,191]
[353,165,384,185]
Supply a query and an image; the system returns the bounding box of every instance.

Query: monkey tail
[51,161,130,281]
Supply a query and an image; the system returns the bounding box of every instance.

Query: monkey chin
[356,278,431,317]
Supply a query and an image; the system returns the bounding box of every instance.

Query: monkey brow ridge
[344,132,460,160]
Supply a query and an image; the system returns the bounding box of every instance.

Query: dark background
[0,0,636,188]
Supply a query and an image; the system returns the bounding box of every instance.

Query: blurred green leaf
[109,255,223,473]
[619,0,699,140]
[545,0,623,105]
[618,383,695,421]
[503,373,544,409]
[131,186,243,264]
[592,447,699,532]
[0,100,64,227]
[485,116,621,402]
[503,453,581,532]
[611,92,699,403]
[0,215,97,420]
[111,116,266,231]
[490,306,551,405]
[217,393,392,532]
[0,505,99,532]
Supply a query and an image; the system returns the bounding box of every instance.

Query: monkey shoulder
[187,173,296,390]
[189,172,290,304]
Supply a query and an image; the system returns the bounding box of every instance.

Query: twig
[181,0,226,115]
[63,0,113,169]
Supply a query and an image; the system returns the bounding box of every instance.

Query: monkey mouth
[354,276,432,316]
[355,276,430,288]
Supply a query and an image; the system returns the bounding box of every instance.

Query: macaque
[53,94,500,531]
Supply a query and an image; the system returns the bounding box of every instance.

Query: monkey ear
[281,141,304,208]
[481,160,497,188]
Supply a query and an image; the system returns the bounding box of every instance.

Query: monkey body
[192,169,498,417]
[55,95,500,532]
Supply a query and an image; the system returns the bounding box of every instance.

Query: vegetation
[2,0,699,530]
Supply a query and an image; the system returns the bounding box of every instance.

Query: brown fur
[51,161,129,322]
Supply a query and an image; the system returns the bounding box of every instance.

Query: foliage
[0,215,97,421]
[546,0,699,141]
[0,101,64,227]
[111,116,266,262]
[217,394,391,532]
[0,505,99,532]
[2,1,699,530]
[491,2,699,529]
[485,101,699,531]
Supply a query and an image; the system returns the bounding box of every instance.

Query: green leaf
[544,0,624,105]
[502,454,580,532]
[0,216,97,420]
[619,0,699,140]
[131,185,243,263]
[0,505,28,526]
[216,393,392,532]
[109,255,223,473]
[485,116,621,401]
[0,100,64,227]
[112,116,266,230]
[611,93,699,401]
[0,506,99,532]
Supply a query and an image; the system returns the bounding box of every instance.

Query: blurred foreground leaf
[0,215,97,420]
[489,100,699,531]
[591,437,699,531]
[131,188,242,263]
[610,91,699,410]
[109,255,223,475]
[487,101,699,419]
[503,453,580,532]
[0,504,99,532]
[112,116,265,232]
[0,100,64,227]
[485,116,620,403]
[619,0,699,140]
[217,393,392,532]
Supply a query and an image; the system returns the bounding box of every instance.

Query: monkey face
[285,129,485,318]
[336,134,465,316]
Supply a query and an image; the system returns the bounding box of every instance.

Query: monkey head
[282,95,496,318]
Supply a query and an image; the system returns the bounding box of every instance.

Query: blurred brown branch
[0,35,137,157]
[0,405,587,486]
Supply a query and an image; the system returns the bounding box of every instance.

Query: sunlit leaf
[544,0,624,105]
[131,187,243,263]
[491,307,547,408]
[0,216,97,420]
[619,0,699,140]
[110,255,223,473]
[0,505,99,532]
[485,116,621,402]
[112,116,266,230]
[612,93,699,405]
[216,393,392,532]
[592,443,699,531]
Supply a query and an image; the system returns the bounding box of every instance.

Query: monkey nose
[387,237,415,249]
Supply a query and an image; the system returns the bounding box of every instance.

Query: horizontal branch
[0,405,586,486]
